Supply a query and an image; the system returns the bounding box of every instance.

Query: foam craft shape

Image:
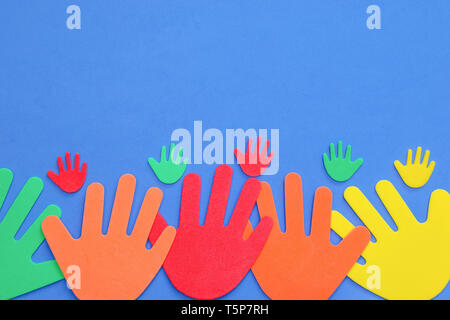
[394,147,435,188]
[243,173,370,300]
[148,164,273,299]
[47,152,87,193]
[0,169,63,300]
[331,181,450,300]
[234,137,274,177]
[148,143,187,184]
[42,174,176,300]
[323,141,363,182]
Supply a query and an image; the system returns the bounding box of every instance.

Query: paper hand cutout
[394,147,435,188]
[47,152,87,193]
[148,164,273,299]
[244,173,370,300]
[148,143,187,184]
[42,174,176,300]
[331,181,450,300]
[0,169,63,300]
[234,137,274,177]
[323,141,363,182]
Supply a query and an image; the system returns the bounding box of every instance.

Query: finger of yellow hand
[344,186,392,241]
[347,263,381,294]
[376,181,416,229]
[414,147,422,164]
[406,149,413,165]
[427,189,450,228]
[427,161,436,175]
[422,150,431,166]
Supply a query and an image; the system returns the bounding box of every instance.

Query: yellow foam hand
[394,147,435,188]
[331,181,450,300]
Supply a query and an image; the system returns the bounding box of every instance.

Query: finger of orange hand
[257,181,282,236]
[147,226,176,273]
[108,174,136,237]
[132,187,163,245]
[310,187,333,242]
[336,225,371,270]
[81,183,104,239]
[284,173,305,235]
[245,216,273,261]
[42,215,74,268]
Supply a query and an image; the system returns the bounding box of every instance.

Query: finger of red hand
[148,212,169,245]
[179,173,201,228]
[65,152,72,170]
[234,148,245,164]
[310,187,333,242]
[228,178,261,234]
[57,156,65,172]
[80,162,87,177]
[204,165,232,226]
[74,153,80,170]
[245,216,273,260]
[47,170,60,184]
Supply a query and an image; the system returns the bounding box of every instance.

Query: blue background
[0,1,449,300]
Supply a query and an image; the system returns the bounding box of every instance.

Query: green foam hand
[323,141,363,182]
[148,143,187,184]
[0,169,64,300]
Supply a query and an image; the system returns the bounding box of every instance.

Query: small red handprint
[234,137,274,177]
[47,152,87,193]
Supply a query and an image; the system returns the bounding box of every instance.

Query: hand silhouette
[234,137,274,177]
[42,174,176,300]
[331,181,450,299]
[0,169,63,300]
[148,143,187,184]
[394,147,435,188]
[244,173,370,299]
[148,165,273,299]
[47,152,87,193]
[323,141,363,182]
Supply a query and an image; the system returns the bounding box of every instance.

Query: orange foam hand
[244,173,370,300]
[42,174,176,300]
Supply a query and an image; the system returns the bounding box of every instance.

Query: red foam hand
[47,152,87,193]
[149,164,273,299]
[234,137,274,177]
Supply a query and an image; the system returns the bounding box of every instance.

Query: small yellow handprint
[331,181,450,300]
[394,147,435,188]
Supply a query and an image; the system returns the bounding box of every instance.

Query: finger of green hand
[338,141,343,159]
[19,204,62,256]
[329,143,336,159]
[175,147,184,164]
[28,260,64,292]
[1,177,43,238]
[345,144,352,159]
[160,145,167,162]
[322,153,330,165]
[148,157,160,171]
[352,158,364,171]
[0,168,13,210]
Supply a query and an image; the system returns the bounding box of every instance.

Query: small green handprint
[148,143,187,184]
[0,168,64,300]
[323,141,363,182]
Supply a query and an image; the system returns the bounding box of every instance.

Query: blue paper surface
[0,1,449,300]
